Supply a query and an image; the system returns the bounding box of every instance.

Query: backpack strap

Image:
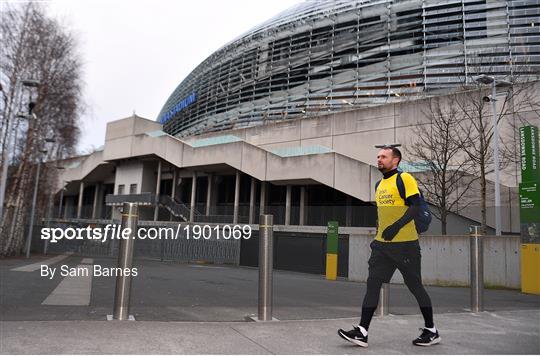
[396,172,407,203]
[375,179,381,192]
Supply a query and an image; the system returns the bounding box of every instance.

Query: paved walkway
[1,310,539,354]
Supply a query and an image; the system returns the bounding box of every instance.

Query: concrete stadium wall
[189,84,540,233]
[114,160,144,194]
[348,234,521,289]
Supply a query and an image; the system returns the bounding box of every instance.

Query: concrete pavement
[1,310,539,354]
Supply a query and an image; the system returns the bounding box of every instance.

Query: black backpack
[375,172,432,234]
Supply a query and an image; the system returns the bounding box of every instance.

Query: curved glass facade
[158,0,540,137]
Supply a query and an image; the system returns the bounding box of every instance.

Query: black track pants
[359,240,434,329]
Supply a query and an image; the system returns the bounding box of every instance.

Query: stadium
[158,0,540,137]
[49,0,539,277]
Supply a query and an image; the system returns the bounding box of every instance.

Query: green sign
[520,126,540,182]
[327,221,338,255]
[520,182,540,243]
[520,182,540,223]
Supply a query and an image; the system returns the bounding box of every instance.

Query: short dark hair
[382,146,402,164]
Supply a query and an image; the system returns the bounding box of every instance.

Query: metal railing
[158,195,192,221]
[105,192,155,206]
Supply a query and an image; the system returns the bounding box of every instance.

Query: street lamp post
[25,137,56,258]
[0,80,40,220]
[44,166,64,255]
[474,74,512,236]
[490,80,502,236]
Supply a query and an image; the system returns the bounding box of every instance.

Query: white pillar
[154,160,162,221]
[170,168,177,221]
[260,181,266,217]
[171,168,177,199]
[249,177,256,224]
[91,183,100,219]
[206,174,213,216]
[190,171,197,222]
[233,171,240,224]
[76,181,84,219]
[58,186,65,219]
[63,195,70,219]
[299,186,306,226]
[285,185,291,225]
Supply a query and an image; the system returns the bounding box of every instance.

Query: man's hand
[382,223,401,241]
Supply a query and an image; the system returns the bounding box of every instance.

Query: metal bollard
[375,283,389,316]
[112,203,138,320]
[469,225,484,312]
[258,214,274,321]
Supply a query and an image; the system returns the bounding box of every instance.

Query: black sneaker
[412,328,441,346]
[338,325,368,347]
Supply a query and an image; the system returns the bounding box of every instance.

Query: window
[118,184,125,195]
[130,184,137,194]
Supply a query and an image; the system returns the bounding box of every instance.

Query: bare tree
[0,3,83,256]
[406,97,477,234]
[453,75,540,234]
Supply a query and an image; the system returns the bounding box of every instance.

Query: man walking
[338,146,440,347]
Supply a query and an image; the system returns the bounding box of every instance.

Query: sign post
[326,221,339,280]
[519,126,540,295]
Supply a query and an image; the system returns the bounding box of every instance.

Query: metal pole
[25,160,41,258]
[470,225,484,312]
[375,283,389,316]
[258,214,274,321]
[113,202,138,320]
[491,81,501,235]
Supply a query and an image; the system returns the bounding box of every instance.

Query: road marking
[81,258,93,264]
[42,265,93,306]
[11,253,73,272]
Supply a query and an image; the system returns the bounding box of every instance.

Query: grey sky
[46,0,300,152]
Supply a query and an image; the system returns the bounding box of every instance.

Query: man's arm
[382,193,420,241]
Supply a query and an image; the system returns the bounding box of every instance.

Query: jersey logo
[375,172,432,234]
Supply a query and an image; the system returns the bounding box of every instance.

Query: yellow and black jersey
[375,172,420,242]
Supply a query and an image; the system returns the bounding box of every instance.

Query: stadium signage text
[159,92,197,124]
